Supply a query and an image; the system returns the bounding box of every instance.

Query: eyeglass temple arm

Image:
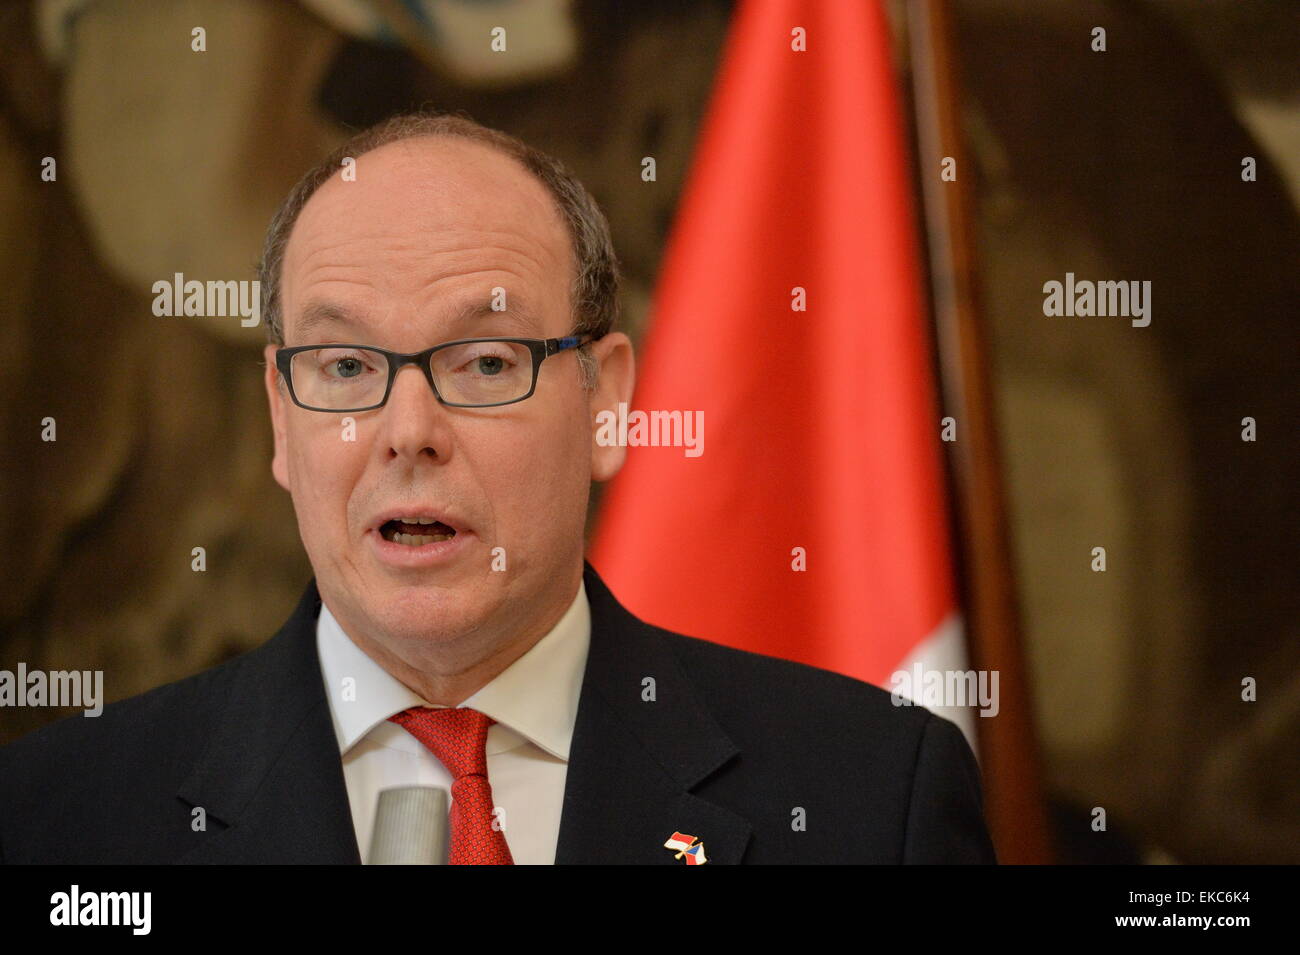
[546,335,591,356]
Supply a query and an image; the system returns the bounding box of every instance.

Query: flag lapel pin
[663,831,708,865]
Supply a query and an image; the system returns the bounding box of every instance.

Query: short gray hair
[257,111,619,388]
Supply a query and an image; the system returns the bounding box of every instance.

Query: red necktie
[387,706,515,865]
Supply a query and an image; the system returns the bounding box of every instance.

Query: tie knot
[388,706,495,779]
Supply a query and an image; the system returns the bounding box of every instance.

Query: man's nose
[378,364,454,461]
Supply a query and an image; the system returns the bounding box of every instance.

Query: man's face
[262,136,631,664]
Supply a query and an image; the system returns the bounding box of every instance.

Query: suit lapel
[176,580,360,864]
[556,564,752,864]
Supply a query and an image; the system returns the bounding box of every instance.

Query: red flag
[591,0,967,731]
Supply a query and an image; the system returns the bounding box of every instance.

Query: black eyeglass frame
[274,335,594,412]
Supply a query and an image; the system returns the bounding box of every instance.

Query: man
[0,113,995,864]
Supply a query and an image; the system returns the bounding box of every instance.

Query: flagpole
[905,0,1055,864]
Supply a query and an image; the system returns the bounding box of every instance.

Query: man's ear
[263,344,291,491]
[588,332,635,483]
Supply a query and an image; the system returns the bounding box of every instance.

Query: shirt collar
[316,580,591,762]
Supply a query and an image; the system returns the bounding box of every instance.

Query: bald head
[258,112,620,358]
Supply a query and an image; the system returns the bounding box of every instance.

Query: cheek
[285,420,367,532]
[542,414,595,534]
[471,416,590,555]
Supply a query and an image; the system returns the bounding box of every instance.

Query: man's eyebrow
[448,298,542,329]
[295,302,364,339]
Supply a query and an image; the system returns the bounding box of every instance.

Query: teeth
[397,516,438,525]
[392,532,453,546]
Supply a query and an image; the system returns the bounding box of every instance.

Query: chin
[363,582,498,644]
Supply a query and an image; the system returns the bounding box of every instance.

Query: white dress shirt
[316,581,591,864]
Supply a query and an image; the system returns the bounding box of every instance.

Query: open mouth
[379,518,458,546]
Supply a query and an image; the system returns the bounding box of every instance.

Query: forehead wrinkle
[290,268,552,343]
[291,224,565,265]
[288,230,563,295]
[288,247,565,334]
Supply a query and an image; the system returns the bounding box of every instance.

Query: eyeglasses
[274,336,592,412]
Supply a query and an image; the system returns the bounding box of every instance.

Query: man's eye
[320,353,375,378]
[474,355,507,375]
[454,351,515,375]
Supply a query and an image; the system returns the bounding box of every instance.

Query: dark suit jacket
[0,563,996,863]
